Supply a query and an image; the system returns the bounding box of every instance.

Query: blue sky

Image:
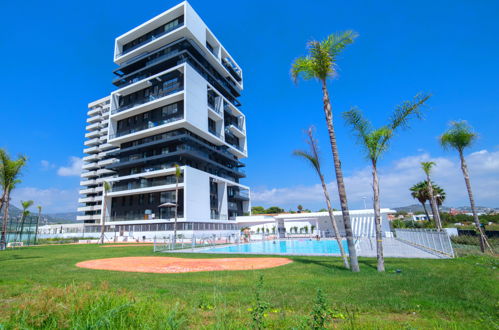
[1,0,498,212]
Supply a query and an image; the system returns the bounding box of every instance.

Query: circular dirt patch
[76,256,292,273]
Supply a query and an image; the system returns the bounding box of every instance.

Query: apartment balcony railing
[111,83,183,115]
[110,115,184,140]
[207,95,222,114]
[113,50,183,87]
[118,20,184,57]
[228,189,250,200]
[105,212,184,222]
[111,177,183,193]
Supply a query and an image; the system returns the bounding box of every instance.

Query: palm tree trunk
[321,79,359,272]
[319,173,350,269]
[459,150,491,253]
[34,210,41,245]
[421,202,431,222]
[0,191,5,215]
[372,161,385,272]
[100,195,107,244]
[173,177,178,248]
[1,191,10,248]
[18,214,26,243]
[425,175,442,231]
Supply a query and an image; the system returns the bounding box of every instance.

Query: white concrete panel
[184,64,208,132]
[185,2,207,48]
[184,166,210,221]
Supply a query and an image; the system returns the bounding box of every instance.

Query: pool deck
[357,238,445,259]
[163,238,448,259]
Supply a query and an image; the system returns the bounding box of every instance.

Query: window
[162,103,178,116]
[139,195,144,205]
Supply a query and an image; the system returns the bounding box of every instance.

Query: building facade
[77,96,118,223]
[78,1,250,237]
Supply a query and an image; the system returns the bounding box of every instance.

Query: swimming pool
[199,239,349,255]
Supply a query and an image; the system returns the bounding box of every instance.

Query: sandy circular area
[76,256,292,273]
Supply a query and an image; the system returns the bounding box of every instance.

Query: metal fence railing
[153,234,242,252]
[394,228,454,258]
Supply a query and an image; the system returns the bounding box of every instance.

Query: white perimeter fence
[394,228,454,258]
[153,233,243,252]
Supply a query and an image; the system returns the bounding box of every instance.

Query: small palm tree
[420,162,443,231]
[410,181,446,224]
[439,121,492,252]
[343,93,430,272]
[17,200,34,242]
[291,31,360,272]
[0,151,27,249]
[99,181,112,244]
[34,205,42,245]
[410,181,431,221]
[293,127,350,269]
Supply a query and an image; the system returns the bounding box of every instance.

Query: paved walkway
[357,238,446,259]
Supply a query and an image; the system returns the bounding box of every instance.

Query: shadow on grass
[292,257,351,272]
[0,254,43,261]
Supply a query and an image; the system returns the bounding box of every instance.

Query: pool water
[200,239,349,255]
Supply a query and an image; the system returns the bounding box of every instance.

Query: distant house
[413,214,431,221]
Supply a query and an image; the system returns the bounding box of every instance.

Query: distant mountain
[393,204,498,213]
[6,205,79,224]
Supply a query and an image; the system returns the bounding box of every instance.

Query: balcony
[118,16,184,57]
[85,130,100,139]
[222,57,242,82]
[228,189,250,201]
[81,171,97,178]
[110,115,183,140]
[83,154,99,162]
[112,82,183,115]
[225,124,245,138]
[111,177,182,193]
[84,146,99,154]
[84,138,100,146]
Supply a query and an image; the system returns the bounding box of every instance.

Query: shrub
[250,275,270,329]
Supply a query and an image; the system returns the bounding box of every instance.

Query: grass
[0,244,497,329]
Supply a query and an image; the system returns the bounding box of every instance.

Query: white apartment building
[78,1,250,237]
[77,96,118,223]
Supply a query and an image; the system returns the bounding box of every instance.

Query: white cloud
[10,187,80,213]
[251,149,499,210]
[40,160,55,170]
[57,157,83,177]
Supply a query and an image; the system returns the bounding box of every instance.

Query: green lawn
[0,244,497,329]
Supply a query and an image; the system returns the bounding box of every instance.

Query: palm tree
[34,205,42,245]
[0,149,5,213]
[99,181,112,244]
[343,93,430,272]
[291,31,360,271]
[293,127,350,269]
[17,200,34,242]
[421,162,443,231]
[410,181,431,221]
[439,121,492,252]
[410,181,446,224]
[0,151,27,249]
[173,164,182,247]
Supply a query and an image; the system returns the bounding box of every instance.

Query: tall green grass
[0,244,497,328]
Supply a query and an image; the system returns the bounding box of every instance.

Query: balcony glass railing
[110,115,183,139]
[111,177,183,192]
[119,18,184,56]
[112,83,183,115]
